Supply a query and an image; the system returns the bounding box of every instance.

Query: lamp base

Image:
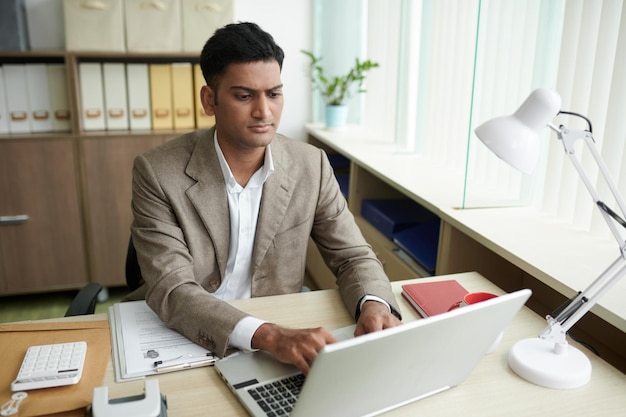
[508,338,591,389]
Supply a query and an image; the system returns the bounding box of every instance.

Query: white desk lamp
[475,88,626,389]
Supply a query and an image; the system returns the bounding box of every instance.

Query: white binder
[78,62,106,131]
[125,0,182,52]
[126,63,152,131]
[26,64,54,133]
[46,64,72,132]
[181,0,234,53]
[3,64,31,133]
[0,67,9,134]
[103,63,129,130]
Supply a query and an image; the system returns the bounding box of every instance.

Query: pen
[154,357,218,373]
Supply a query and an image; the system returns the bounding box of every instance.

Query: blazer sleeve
[310,149,402,320]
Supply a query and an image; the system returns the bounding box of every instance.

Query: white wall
[234,0,313,141]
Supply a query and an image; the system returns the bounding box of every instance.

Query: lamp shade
[474,88,562,174]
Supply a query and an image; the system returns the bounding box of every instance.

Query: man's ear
[200,85,216,116]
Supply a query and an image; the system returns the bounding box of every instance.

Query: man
[130,22,401,375]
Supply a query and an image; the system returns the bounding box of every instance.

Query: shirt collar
[213,131,274,192]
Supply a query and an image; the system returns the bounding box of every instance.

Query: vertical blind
[548,0,626,239]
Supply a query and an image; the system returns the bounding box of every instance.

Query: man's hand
[251,323,338,375]
[354,300,402,337]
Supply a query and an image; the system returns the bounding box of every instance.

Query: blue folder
[392,219,440,275]
[361,199,437,240]
[335,174,350,198]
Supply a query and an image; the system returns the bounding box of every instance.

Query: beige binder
[63,0,125,51]
[79,62,106,131]
[0,67,9,134]
[26,64,54,132]
[126,63,152,130]
[125,0,182,52]
[3,64,31,133]
[46,64,72,132]
[149,64,173,130]
[193,64,215,128]
[171,63,195,130]
[103,63,129,130]
[181,0,234,53]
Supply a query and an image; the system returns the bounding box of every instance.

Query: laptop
[216,288,531,417]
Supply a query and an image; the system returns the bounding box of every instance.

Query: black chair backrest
[125,237,144,291]
[65,282,103,317]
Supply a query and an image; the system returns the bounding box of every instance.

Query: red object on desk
[401,280,469,317]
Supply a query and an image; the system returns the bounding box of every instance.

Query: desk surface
[91,272,625,416]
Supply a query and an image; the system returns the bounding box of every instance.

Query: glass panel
[462,0,566,208]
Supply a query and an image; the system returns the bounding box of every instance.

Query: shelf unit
[0,51,200,295]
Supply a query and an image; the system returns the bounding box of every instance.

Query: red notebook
[401,280,469,317]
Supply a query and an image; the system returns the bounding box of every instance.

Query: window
[313,0,626,239]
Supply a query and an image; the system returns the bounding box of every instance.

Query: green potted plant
[302,50,379,128]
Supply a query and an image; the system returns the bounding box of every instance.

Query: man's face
[201,60,284,152]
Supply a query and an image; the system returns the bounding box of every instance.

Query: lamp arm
[548,123,626,248]
[541,256,626,341]
[537,123,626,344]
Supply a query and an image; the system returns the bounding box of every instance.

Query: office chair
[65,237,143,316]
[64,282,104,316]
[124,236,143,292]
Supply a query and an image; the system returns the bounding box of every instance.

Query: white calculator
[11,341,87,391]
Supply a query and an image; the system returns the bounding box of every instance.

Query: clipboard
[108,301,216,382]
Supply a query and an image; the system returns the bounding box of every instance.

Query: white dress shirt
[213,134,271,350]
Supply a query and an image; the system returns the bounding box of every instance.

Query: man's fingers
[355,300,402,336]
[253,325,337,375]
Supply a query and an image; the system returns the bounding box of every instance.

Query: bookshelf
[0,51,207,294]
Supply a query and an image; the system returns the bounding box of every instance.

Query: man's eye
[236,94,252,100]
[269,91,283,98]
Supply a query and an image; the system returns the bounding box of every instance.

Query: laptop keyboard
[247,374,305,416]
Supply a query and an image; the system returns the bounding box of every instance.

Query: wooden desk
[94,272,625,416]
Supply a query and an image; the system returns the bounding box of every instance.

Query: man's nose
[252,95,270,119]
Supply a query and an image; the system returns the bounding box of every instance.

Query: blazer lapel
[253,138,296,269]
[185,129,230,277]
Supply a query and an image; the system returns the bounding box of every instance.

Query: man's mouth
[249,123,273,132]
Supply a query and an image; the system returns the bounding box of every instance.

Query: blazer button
[197,331,217,351]
[209,280,220,290]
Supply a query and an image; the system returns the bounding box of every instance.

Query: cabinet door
[81,136,165,287]
[0,139,88,293]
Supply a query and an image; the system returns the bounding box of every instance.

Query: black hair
[200,22,285,91]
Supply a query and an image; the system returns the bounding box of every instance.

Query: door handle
[0,215,29,225]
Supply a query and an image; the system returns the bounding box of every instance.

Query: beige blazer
[130,128,401,356]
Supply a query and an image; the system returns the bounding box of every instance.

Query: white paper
[109,300,215,381]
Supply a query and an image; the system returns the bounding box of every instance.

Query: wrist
[361,299,388,313]
[251,322,277,351]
